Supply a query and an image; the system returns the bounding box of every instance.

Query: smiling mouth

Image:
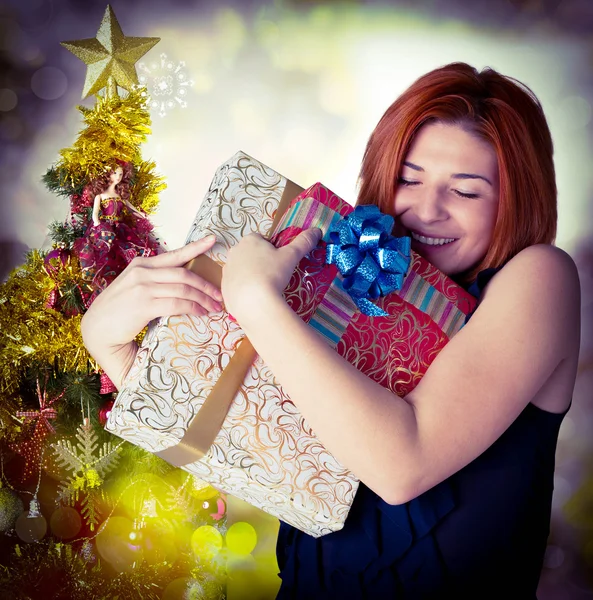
[408,230,458,246]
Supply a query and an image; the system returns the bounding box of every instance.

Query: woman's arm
[224,238,581,505]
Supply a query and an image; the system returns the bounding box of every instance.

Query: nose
[413,186,449,223]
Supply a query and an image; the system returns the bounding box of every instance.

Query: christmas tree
[0,5,228,598]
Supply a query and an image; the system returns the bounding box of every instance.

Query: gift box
[106,152,478,538]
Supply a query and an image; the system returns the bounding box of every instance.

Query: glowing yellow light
[225,521,257,555]
[191,525,223,559]
[96,516,141,573]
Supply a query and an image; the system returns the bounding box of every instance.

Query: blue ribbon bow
[325,205,411,316]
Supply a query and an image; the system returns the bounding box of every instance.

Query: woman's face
[110,166,123,185]
[393,121,499,277]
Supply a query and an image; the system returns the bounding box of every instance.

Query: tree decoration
[0,6,230,595]
[11,378,62,481]
[61,4,160,100]
[99,373,117,395]
[15,498,48,543]
[46,88,165,198]
[42,246,90,315]
[0,250,98,404]
[0,484,24,533]
[98,398,115,426]
[52,418,123,530]
[47,220,85,247]
[0,538,194,600]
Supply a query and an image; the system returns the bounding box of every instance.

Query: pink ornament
[99,373,117,395]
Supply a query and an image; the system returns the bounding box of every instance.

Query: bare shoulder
[481,243,581,354]
[476,243,581,411]
[484,244,580,298]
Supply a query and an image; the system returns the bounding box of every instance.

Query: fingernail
[214,289,223,301]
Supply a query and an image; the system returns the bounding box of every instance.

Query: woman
[81,63,581,598]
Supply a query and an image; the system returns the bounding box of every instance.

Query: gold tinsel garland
[0,250,98,410]
[55,87,166,212]
[130,158,167,215]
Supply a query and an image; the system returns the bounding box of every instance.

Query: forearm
[236,293,420,504]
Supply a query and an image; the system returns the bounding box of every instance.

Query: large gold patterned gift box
[106,152,477,538]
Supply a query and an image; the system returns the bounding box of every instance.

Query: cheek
[392,191,409,216]
[475,218,497,248]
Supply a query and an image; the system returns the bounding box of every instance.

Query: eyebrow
[403,161,493,186]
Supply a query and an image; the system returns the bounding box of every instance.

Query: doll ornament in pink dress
[75,161,162,298]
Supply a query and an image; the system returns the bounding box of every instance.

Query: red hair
[357,62,557,286]
[87,160,134,203]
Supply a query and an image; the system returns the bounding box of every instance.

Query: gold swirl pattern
[107,153,359,538]
[184,152,286,264]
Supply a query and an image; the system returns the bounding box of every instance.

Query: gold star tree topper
[61,4,160,99]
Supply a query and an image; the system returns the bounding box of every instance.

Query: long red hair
[87,160,134,202]
[357,62,557,286]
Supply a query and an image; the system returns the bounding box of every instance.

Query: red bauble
[99,399,114,426]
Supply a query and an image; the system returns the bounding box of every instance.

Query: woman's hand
[221,228,322,323]
[80,235,223,389]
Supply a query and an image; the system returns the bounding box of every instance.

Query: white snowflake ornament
[138,52,194,117]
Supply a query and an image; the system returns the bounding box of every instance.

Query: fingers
[285,228,323,259]
[128,263,223,302]
[151,297,214,319]
[137,235,217,269]
[150,282,223,313]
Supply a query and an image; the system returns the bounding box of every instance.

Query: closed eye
[398,178,479,199]
[397,177,419,186]
[453,190,479,199]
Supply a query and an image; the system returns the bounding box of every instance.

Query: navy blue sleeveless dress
[275,266,570,599]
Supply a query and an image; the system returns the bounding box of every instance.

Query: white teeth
[410,231,456,246]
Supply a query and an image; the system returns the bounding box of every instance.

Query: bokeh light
[141,519,180,565]
[30,66,68,100]
[544,545,566,570]
[225,521,257,555]
[191,525,223,559]
[0,115,24,142]
[49,506,82,539]
[0,89,18,112]
[15,508,47,543]
[96,516,142,572]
